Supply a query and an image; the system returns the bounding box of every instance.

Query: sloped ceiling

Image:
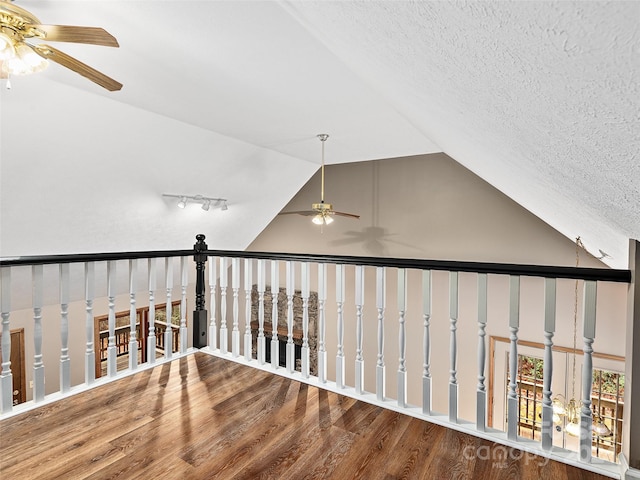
[1,1,638,269]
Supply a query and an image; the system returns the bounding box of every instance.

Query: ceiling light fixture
[163,194,228,212]
[552,237,612,439]
[0,2,122,91]
[277,133,359,229]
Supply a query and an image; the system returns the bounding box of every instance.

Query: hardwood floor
[1,353,613,479]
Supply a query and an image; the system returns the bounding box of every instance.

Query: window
[506,353,625,462]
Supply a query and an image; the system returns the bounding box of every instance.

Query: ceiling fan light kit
[0,0,122,90]
[279,133,359,227]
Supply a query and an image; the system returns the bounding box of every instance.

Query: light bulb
[5,43,48,75]
[565,420,581,437]
[177,196,187,208]
[0,33,15,61]
[201,201,210,211]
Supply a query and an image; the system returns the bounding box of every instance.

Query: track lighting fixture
[163,194,228,212]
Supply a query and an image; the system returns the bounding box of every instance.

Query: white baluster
[541,277,556,450]
[398,268,407,408]
[336,264,345,389]
[180,257,188,354]
[147,259,157,365]
[33,265,45,401]
[449,271,459,423]
[301,262,310,378]
[0,267,12,413]
[507,275,520,440]
[164,258,174,359]
[257,260,266,364]
[219,258,228,354]
[318,263,327,383]
[580,280,597,463]
[84,262,95,385]
[232,258,240,357]
[270,260,279,369]
[476,273,488,431]
[286,261,295,373]
[208,257,217,351]
[355,265,364,394]
[129,259,138,369]
[59,264,70,392]
[422,270,432,415]
[376,267,386,401]
[244,259,253,362]
[107,261,118,376]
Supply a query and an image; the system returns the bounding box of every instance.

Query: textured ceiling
[1,1,638,269]
[283,1,640,268]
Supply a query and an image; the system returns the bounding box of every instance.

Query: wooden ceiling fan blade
[278,210,317,217]
[29,25,119,47]
[333,211,360,219]
[33,44,122,91]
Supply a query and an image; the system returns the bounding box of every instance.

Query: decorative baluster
[355,265,364,394]
[193,235,209,349]
[507,275,520,440]
[164,258,174,359]
[84,262,95,385]
[147,259,157,365]
[128,259,138,369]
[336,264,345,389]
[376,267,386,401]
[208,257,217,351]
[244,259,253,361]
[32,265,45,401]
[541,278,556,450]
[318,263,327,383]
[270,260,279,369]
[301,262,310,378]
[449,271,459,423]
[257,260,266,364]
[580,280,597,463]
[59,264,70,392]
[476,273,488,431]
[286,261,295,373]
[107,261,118,375]
[232,258,240,357]
[219,258,228,354]
[0,267,12,413]
[180,257,188,353]
[398,268,407,408]
[422,270,432,415]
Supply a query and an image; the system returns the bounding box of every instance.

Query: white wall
[246,153,628,424]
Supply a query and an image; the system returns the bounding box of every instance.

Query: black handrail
[0,250,193,267]
[0,245,631,283]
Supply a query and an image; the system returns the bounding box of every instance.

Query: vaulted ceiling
[1,1,638,269]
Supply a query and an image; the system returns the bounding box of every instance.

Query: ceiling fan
[0,0,122,91]
[279,134,360,226]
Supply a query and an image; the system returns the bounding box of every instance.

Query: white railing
[0,241,634,478]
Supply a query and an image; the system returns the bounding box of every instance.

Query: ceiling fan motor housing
[312,202,333,212]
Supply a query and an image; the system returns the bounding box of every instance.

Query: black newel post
[193,234,208,348]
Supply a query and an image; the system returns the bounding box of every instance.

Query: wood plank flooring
[1,353,613,479]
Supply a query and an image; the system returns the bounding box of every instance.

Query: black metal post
[193,234,208,348]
